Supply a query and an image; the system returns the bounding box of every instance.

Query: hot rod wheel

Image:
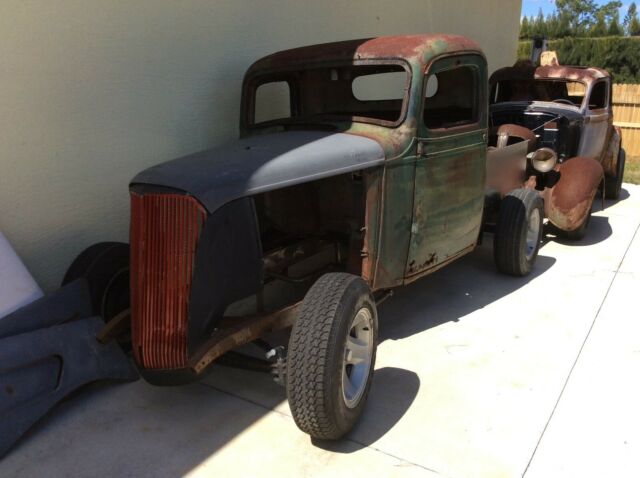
[286,273,378,440]
[493,188,544,277]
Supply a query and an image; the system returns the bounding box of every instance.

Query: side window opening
[248,64,410,127]
[424,66,478,129]
[254,81,291,124]
[589,81,607,110]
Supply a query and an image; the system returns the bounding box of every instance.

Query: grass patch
[625,156,640,185]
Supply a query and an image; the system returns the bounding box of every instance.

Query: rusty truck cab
[240,35,488,289]
[127,35,489,388]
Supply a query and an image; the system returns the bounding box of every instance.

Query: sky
[521,0,632,17]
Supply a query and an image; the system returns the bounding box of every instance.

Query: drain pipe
[530,36,547,65]
[0,231,43,320]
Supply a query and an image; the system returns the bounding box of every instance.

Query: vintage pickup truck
[66,35,615,440]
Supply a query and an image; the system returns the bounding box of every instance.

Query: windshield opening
[491,79,586,107]
[247,62,410,128]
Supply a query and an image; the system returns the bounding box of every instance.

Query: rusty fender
[543,157,603,231]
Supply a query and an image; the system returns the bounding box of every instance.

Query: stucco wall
[0,0,522,291]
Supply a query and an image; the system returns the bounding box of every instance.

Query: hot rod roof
[246,34,483,73]
[490,63,609,86]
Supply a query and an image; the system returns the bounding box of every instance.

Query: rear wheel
[605,148,626,200]
[287,273,377,440]
[62,242,130,322]
[494,189,544,277]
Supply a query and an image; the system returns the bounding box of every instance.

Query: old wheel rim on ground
[342,307,374,409]
[526,208,541,261]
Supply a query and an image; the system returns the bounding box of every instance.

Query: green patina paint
[367,52,489,289]
[242,35,490,290]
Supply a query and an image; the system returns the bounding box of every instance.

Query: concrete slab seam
[196,381,448,476]
[521,220,640,477]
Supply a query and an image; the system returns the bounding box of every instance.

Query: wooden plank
[614,121,640,129]
[613,84,640,157]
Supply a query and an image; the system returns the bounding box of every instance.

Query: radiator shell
[130,193,206,369]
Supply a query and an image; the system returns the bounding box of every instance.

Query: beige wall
[0,0,522,291]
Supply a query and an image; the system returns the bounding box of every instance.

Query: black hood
[131,130,385,212]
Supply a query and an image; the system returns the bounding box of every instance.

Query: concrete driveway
[2,185,639,478]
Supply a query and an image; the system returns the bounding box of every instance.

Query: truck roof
[490,63,609,87]
[246,34,483,74]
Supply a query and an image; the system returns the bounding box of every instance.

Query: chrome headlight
[528,147,558,173]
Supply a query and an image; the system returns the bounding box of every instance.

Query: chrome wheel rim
[526,208,541,261]
[342,307,374,409]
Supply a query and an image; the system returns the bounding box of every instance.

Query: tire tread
[494,189,543,276]
[287,273,370,439]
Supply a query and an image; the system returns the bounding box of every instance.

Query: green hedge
[517,37,640,84]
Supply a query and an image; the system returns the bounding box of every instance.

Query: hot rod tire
[287,273,377,440]
[494,189,544,277]
[62,241,130,322]
[605,148,626,200]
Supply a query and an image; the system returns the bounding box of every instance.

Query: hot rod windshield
[245,62,410,129]
[491,79,586,108]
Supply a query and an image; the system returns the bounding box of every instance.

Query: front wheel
[287,273,378,440]
[494,189,544,277]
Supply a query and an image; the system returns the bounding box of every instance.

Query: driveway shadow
[598,187,629,211]
[313,367,420,452]
[543,215,613,247]
[378,243,556,342]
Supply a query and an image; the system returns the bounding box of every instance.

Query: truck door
[405,54,488,281]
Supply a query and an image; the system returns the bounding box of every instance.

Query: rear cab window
[588,81,609,110]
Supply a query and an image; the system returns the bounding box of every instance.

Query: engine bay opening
[489,108,581,161]
[255,172,368,284]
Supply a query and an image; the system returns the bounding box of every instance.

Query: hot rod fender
[543,156,604,232]
[187,197,263,355]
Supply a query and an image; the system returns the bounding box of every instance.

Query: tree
[596,1,623,21]
[534,8,548,37]
[591,10,608,36]
[555,11,573,37]
[625,2,640,35]
[520,16,531,39]
[625,3,638,32]
[631,16,640,35]
[546,12,561,38]
[556,0,598,33]
[608,11,623,36]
